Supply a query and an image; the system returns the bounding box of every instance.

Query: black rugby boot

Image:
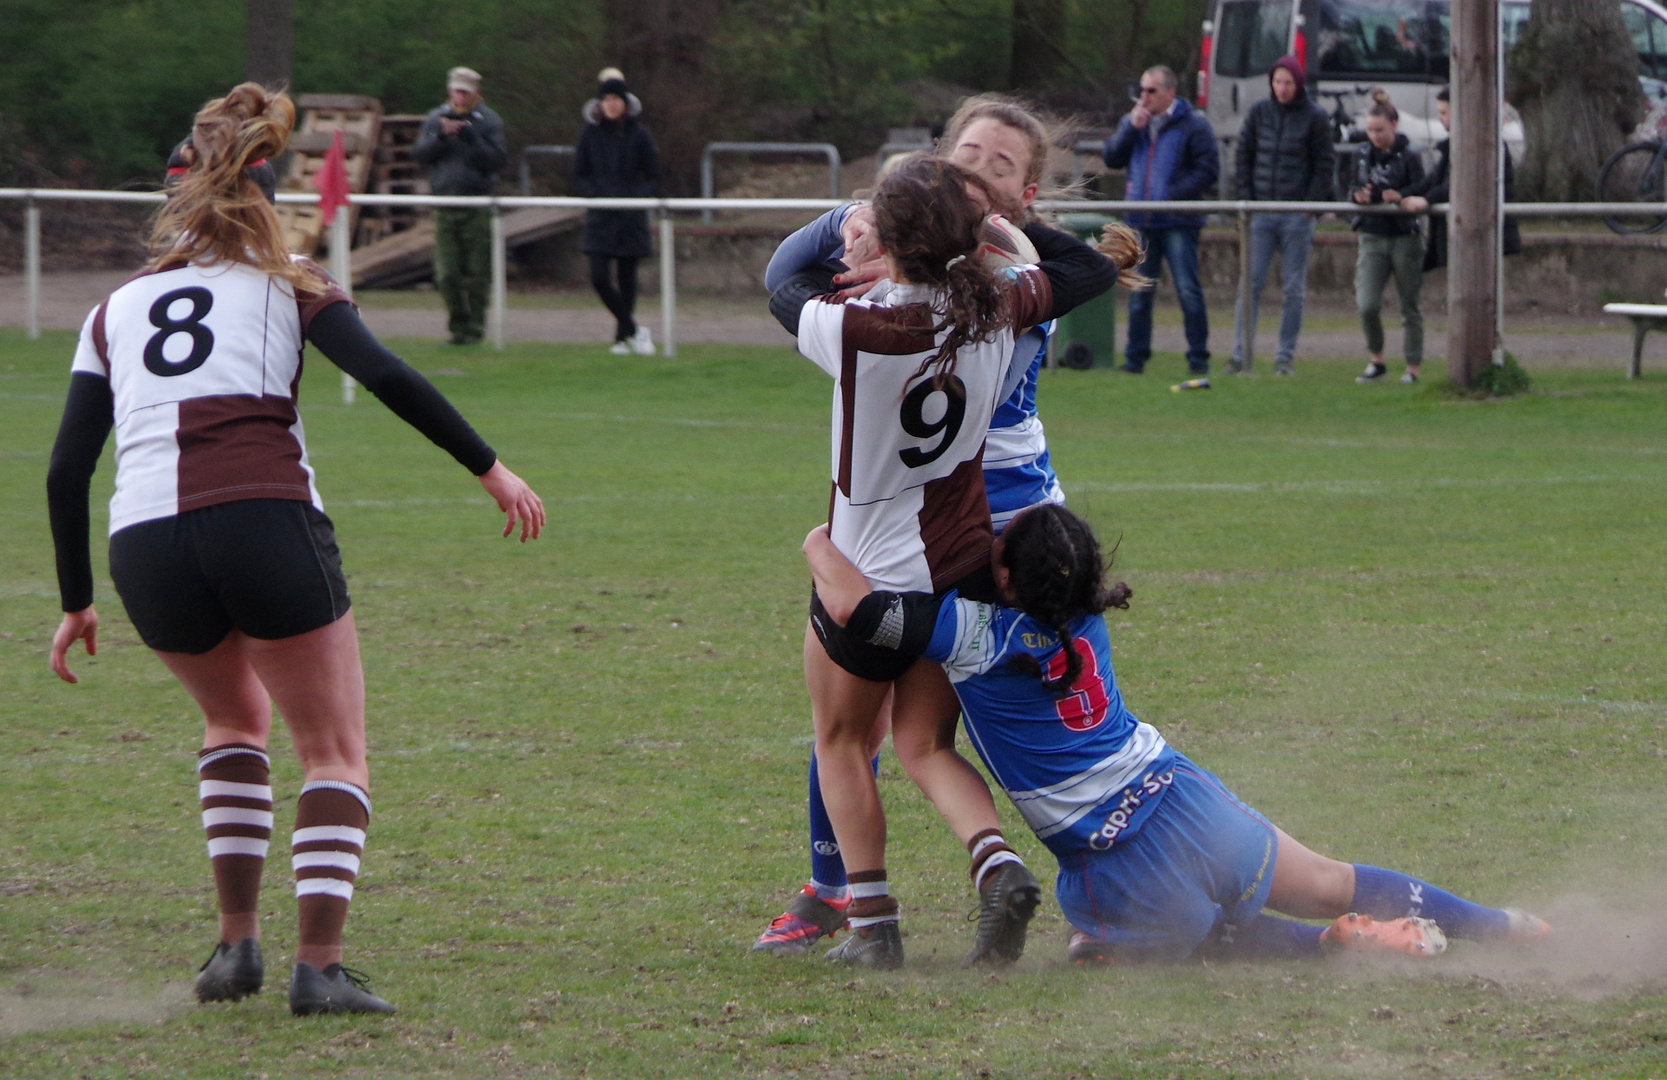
[825,920,904,970]
[966,862,1042,966]
[195,937,265,1002]
[288,962,396,1016]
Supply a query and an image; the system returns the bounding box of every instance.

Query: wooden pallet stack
[355,115,429,247]
[276,94,383,257]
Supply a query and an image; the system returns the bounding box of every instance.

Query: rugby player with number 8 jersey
[45,84,545,1016]
[801,503,1552,964]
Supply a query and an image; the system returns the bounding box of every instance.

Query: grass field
[3,328,1667,1079]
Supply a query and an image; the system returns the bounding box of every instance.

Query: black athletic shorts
[109,498,351,655]
[807,564,997,683]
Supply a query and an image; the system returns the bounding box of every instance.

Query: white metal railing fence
[4,188,1662,373]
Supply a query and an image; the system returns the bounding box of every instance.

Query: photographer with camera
[1348,89,1425,384]
[412,66,507,345]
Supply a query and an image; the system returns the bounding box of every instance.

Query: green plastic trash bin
[1050,212,1122,370]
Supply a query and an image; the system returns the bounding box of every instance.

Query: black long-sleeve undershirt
[46,299,498,612]
[768,221,1116,337]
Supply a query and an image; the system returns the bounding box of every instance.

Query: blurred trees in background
[0,0,1209,192]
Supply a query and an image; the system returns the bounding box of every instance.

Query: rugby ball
[976,214,1039,271]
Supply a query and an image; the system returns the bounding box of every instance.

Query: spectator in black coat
[1400,86,1522,272]
[574,68,661,355]
[1230,56,1334,375]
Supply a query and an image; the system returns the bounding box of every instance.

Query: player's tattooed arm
[769,262,842,336]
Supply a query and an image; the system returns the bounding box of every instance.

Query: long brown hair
[148,83,322,295]
[872,154,1008,385]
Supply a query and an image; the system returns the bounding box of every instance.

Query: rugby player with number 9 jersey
[754,96,1147,964]
[767,152,1142,968]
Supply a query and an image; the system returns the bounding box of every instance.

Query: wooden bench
[1602,303,1667,378]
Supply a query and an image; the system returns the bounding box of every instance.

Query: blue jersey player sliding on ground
[797,503,1551,964]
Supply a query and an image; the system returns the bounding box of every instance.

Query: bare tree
[605,0,723,195]
[245,0,292,90]
[1507,0,1647,201]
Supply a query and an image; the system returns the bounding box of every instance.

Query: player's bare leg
[803,624,891,871]
[753,695,891,957]
[1265,827,1354,918]
[890,660,1038,965]
[161,612,392,1014]
[888,660,1000,846]
[1261,825,1545,958]
[804,623,901,967]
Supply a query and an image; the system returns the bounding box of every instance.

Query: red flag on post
[314,129,350,227]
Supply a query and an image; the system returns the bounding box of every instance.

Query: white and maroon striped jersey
[797,271,1051,593]
[70,259,347,535]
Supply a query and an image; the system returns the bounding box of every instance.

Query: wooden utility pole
[1447,0,1500,388]
[245,0,293,90]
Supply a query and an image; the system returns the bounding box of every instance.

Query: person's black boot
[965,862,1042,965]
[288,962,396,1016]
[195,938,265,1002]
[825,920,904,970]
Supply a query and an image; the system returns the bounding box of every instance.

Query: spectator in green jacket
[412,66,507,345]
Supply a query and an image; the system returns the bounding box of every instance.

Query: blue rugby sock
[1220,914,1326,959]
[806,752,882,898]
[1351,864,1510,941]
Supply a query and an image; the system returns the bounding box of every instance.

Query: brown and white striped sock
[197,743,273,929]
[845,868,899,928]
[291,780,371,952]
[968,828,1023,892]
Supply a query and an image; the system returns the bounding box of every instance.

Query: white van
[1201,0,1667,172]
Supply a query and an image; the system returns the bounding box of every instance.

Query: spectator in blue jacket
[1103,66,1220,375]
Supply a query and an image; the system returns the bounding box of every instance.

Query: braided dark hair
[871,153,1008,386]
[1000,505,1132,696]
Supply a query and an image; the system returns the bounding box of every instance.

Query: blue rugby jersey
[922,596,1175,858]
[985,323,1064,533]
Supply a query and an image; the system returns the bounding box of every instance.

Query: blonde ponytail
[149,83,325,295]
[1096,221,1151,290]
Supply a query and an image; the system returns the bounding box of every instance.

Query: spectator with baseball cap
[412,66,507,345]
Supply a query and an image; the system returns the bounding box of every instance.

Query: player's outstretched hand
[50,606,98,684]
[479,461,545,542]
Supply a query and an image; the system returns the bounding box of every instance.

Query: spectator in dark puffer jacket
[1103,65,1220,376]
[1230,56,1334,376]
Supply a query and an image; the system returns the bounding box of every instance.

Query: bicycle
[1598,111,1667,235]
[1313,85,1374,196]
